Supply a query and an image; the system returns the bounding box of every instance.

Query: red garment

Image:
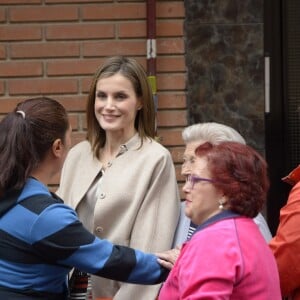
[270,180,300,300]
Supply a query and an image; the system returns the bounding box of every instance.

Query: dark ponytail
[0,96,69,196]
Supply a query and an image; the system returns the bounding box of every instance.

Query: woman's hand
[155,245,181,270]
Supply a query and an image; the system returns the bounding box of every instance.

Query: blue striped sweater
[0,178,167,299]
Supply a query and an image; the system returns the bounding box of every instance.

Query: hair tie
[16,110,26,119]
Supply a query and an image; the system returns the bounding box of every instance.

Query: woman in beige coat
[57,56,180,300]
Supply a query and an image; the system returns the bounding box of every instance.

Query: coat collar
[191,210,240,238]
[69,134,142,209]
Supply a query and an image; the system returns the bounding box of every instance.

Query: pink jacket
[159,214,281,300]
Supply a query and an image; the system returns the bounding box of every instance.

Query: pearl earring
[218,200,224,210]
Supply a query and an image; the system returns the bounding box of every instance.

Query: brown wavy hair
[86,56,156,158]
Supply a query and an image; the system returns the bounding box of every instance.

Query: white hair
[182,122,246,145]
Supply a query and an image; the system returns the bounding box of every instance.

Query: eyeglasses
[185,174,215,189]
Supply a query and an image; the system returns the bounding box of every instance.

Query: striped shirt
[0,178,167,299]
[187,222,197,240]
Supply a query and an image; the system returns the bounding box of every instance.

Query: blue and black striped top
[0,178,167,299]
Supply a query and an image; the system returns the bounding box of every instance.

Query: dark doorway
[264,0,300,235]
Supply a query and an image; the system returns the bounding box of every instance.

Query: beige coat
[57,134,181,300]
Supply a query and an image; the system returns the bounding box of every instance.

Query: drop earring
[218,200,224,210]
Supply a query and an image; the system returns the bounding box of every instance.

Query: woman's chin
[184,207,192,219]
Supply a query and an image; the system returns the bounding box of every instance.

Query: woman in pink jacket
[158,141,281,300]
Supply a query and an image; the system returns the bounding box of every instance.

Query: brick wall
[0,0,187,196]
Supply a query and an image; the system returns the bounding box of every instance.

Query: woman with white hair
[172,122,272,247]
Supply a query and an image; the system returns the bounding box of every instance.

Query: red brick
[175,164,180,179]
[135,57,147,70]
[169,146,185,163]
[55,95,88,112]
[157,38,185,54]
[83,40,146,57]
[169,145,185,165]
[157,56,186,72]
[157,93,187,109]
[0,61,42,77]
[47,58,104,76]
[71,131,87,146]
[118,21,146,38]
[0,0,186,193]
[157,128,183,146]
[8,78,78,95]
[118,18,184,39]
[46,23,114,40]
[157,20,184,37]
[0,25,42,41]
[0,0,40,3]
[10,6,78,22]
[0,97,24,112]
[175,164,186,181]
[0,95,87,113]
[157,73,186,90]
[0,8,6,22]
[0,45,5,59]
[0,81,4,95]
[69,114,79,131]
[157,1,185,18]
[11,42,80,58]
[82,114,87,130]
[46,0,112,3]
[82,3,145,20]
[81,77,93,93]
[157,110,187,127]
[75,113,87,131]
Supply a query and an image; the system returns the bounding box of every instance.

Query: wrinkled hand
[155,245,181,270]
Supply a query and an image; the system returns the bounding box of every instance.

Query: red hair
[195,142,269,217]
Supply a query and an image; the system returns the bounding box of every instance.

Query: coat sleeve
[113,152,181,300]
[269,182,300,297]
[31,202,168,285]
